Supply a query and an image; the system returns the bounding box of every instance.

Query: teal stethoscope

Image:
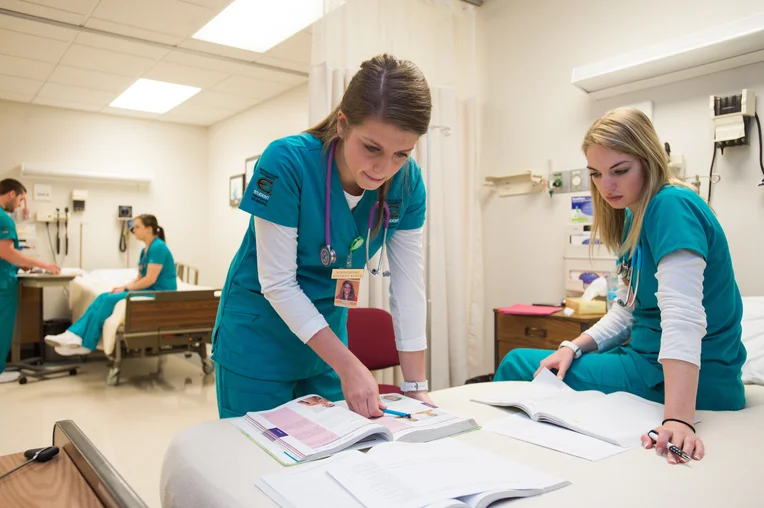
[616,241,641,308]
[319,141,391,277]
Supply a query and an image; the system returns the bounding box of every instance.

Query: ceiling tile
[84,18,182,46]
[159,104,235,126]
[211,75,291,100]
[102,106,161,120]
[19,0,100,15]
[264,31,311,65]
[91,0,214,37]
[0,0,87,24]
[47,66,136,93]
[0,90,34,103]
[142,61,228,88]
[257,55,309,74]
[60,45,157,77]
[33,96,102,112]
[182,90,259,111]
[36,82,117,106]
[0,74,44,95]
[0,29,70,63]
[73,32,170,60]
[0,12,77,42]
[0,54,55,81]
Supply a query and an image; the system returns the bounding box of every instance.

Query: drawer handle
[525,326,547,338]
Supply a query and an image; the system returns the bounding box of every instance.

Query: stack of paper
[258,439,569,508]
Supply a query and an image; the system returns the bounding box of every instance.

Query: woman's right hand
[534,347,575,380]
[39,262,61,275]
[339,362,385,419]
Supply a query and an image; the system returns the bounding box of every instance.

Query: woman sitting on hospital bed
[45,214,177,356]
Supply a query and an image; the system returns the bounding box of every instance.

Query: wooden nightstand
[493,309,603,370]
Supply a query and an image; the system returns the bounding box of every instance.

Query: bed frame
[106,289,220,386]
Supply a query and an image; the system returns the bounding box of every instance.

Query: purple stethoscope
[320,141,391,277]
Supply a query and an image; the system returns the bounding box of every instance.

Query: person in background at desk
[44,214,176,357]
[0,178,61,384]
[494,108,747,464]
[212,54,432,419]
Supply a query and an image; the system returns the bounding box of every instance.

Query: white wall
[478,0,764,371]
[0,101,208,317]
[205,84,310,287]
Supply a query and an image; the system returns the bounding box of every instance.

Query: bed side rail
[123,290,220,334]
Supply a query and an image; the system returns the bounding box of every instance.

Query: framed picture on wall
[229,174,245,207]
[245,154,260,187]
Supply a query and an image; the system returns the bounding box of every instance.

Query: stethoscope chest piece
[320,245,337,267]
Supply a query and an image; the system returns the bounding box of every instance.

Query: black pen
[647,430,692,461]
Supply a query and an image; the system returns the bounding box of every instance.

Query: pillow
[741,297,764,385]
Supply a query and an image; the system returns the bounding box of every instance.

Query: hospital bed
[67,267,220,386]
[160,295,764,508]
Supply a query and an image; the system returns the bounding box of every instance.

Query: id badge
[332,269,363,308]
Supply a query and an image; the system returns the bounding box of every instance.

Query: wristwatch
[400,380,428,392]
[558,340,582,359]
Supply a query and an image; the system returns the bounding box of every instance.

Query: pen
[382,408,412,418]
[647,430,692,462]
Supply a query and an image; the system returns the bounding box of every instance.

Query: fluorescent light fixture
[21,164,154,184]
[110,79,201,114]
[193,0,340,53]
[572,11,764,99]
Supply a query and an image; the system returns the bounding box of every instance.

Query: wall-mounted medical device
[72,190,88,212]
[709,89,756,148]
[118,205,133,218]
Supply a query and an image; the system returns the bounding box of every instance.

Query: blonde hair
[305,54,432,234]
[582,108,692,258]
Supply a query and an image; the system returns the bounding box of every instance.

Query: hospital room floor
[0,352,219,508]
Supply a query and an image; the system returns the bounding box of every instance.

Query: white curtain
[310,0,484,390]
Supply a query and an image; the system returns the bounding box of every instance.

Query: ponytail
[156,225,166,242]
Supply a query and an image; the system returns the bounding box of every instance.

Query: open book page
[258,452,468,508]
[552,391,669,447]
[472,368,601,418]
[233,394,389,465]
[483,413,629,461]
[326,440,569,508]
[373,394,478,441]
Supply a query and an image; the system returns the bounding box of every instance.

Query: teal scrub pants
[0,285,18,373]
[495,348,665,404]
[69,292,129,350]
[215,363,345,418]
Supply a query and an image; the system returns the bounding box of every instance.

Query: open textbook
[231,393,479,465]
[258,439,570,508]
[473,368,699,448]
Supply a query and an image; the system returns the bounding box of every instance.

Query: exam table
[159,382,764,508]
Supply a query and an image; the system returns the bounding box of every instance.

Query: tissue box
[565,297,606,315]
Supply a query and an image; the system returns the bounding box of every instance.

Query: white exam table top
[160,382,764,508]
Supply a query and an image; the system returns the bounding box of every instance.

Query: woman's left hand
[111,286,127,294]
[405,391,435,406]
[641,420,704,464]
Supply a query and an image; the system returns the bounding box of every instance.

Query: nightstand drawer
[496,314,581,344]
[493,310,603,370]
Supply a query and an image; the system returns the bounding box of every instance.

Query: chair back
[347,308,399,371]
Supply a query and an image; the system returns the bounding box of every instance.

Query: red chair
[346,307,403,394]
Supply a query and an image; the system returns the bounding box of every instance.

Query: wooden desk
[0,451,103,508]
[493,309,603,369]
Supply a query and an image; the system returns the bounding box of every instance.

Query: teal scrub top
[0,208,19,291]
[212,133,427,380]
[138,238,177,291]
[622,185,746,410]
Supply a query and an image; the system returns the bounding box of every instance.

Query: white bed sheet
[67,268,212,356]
